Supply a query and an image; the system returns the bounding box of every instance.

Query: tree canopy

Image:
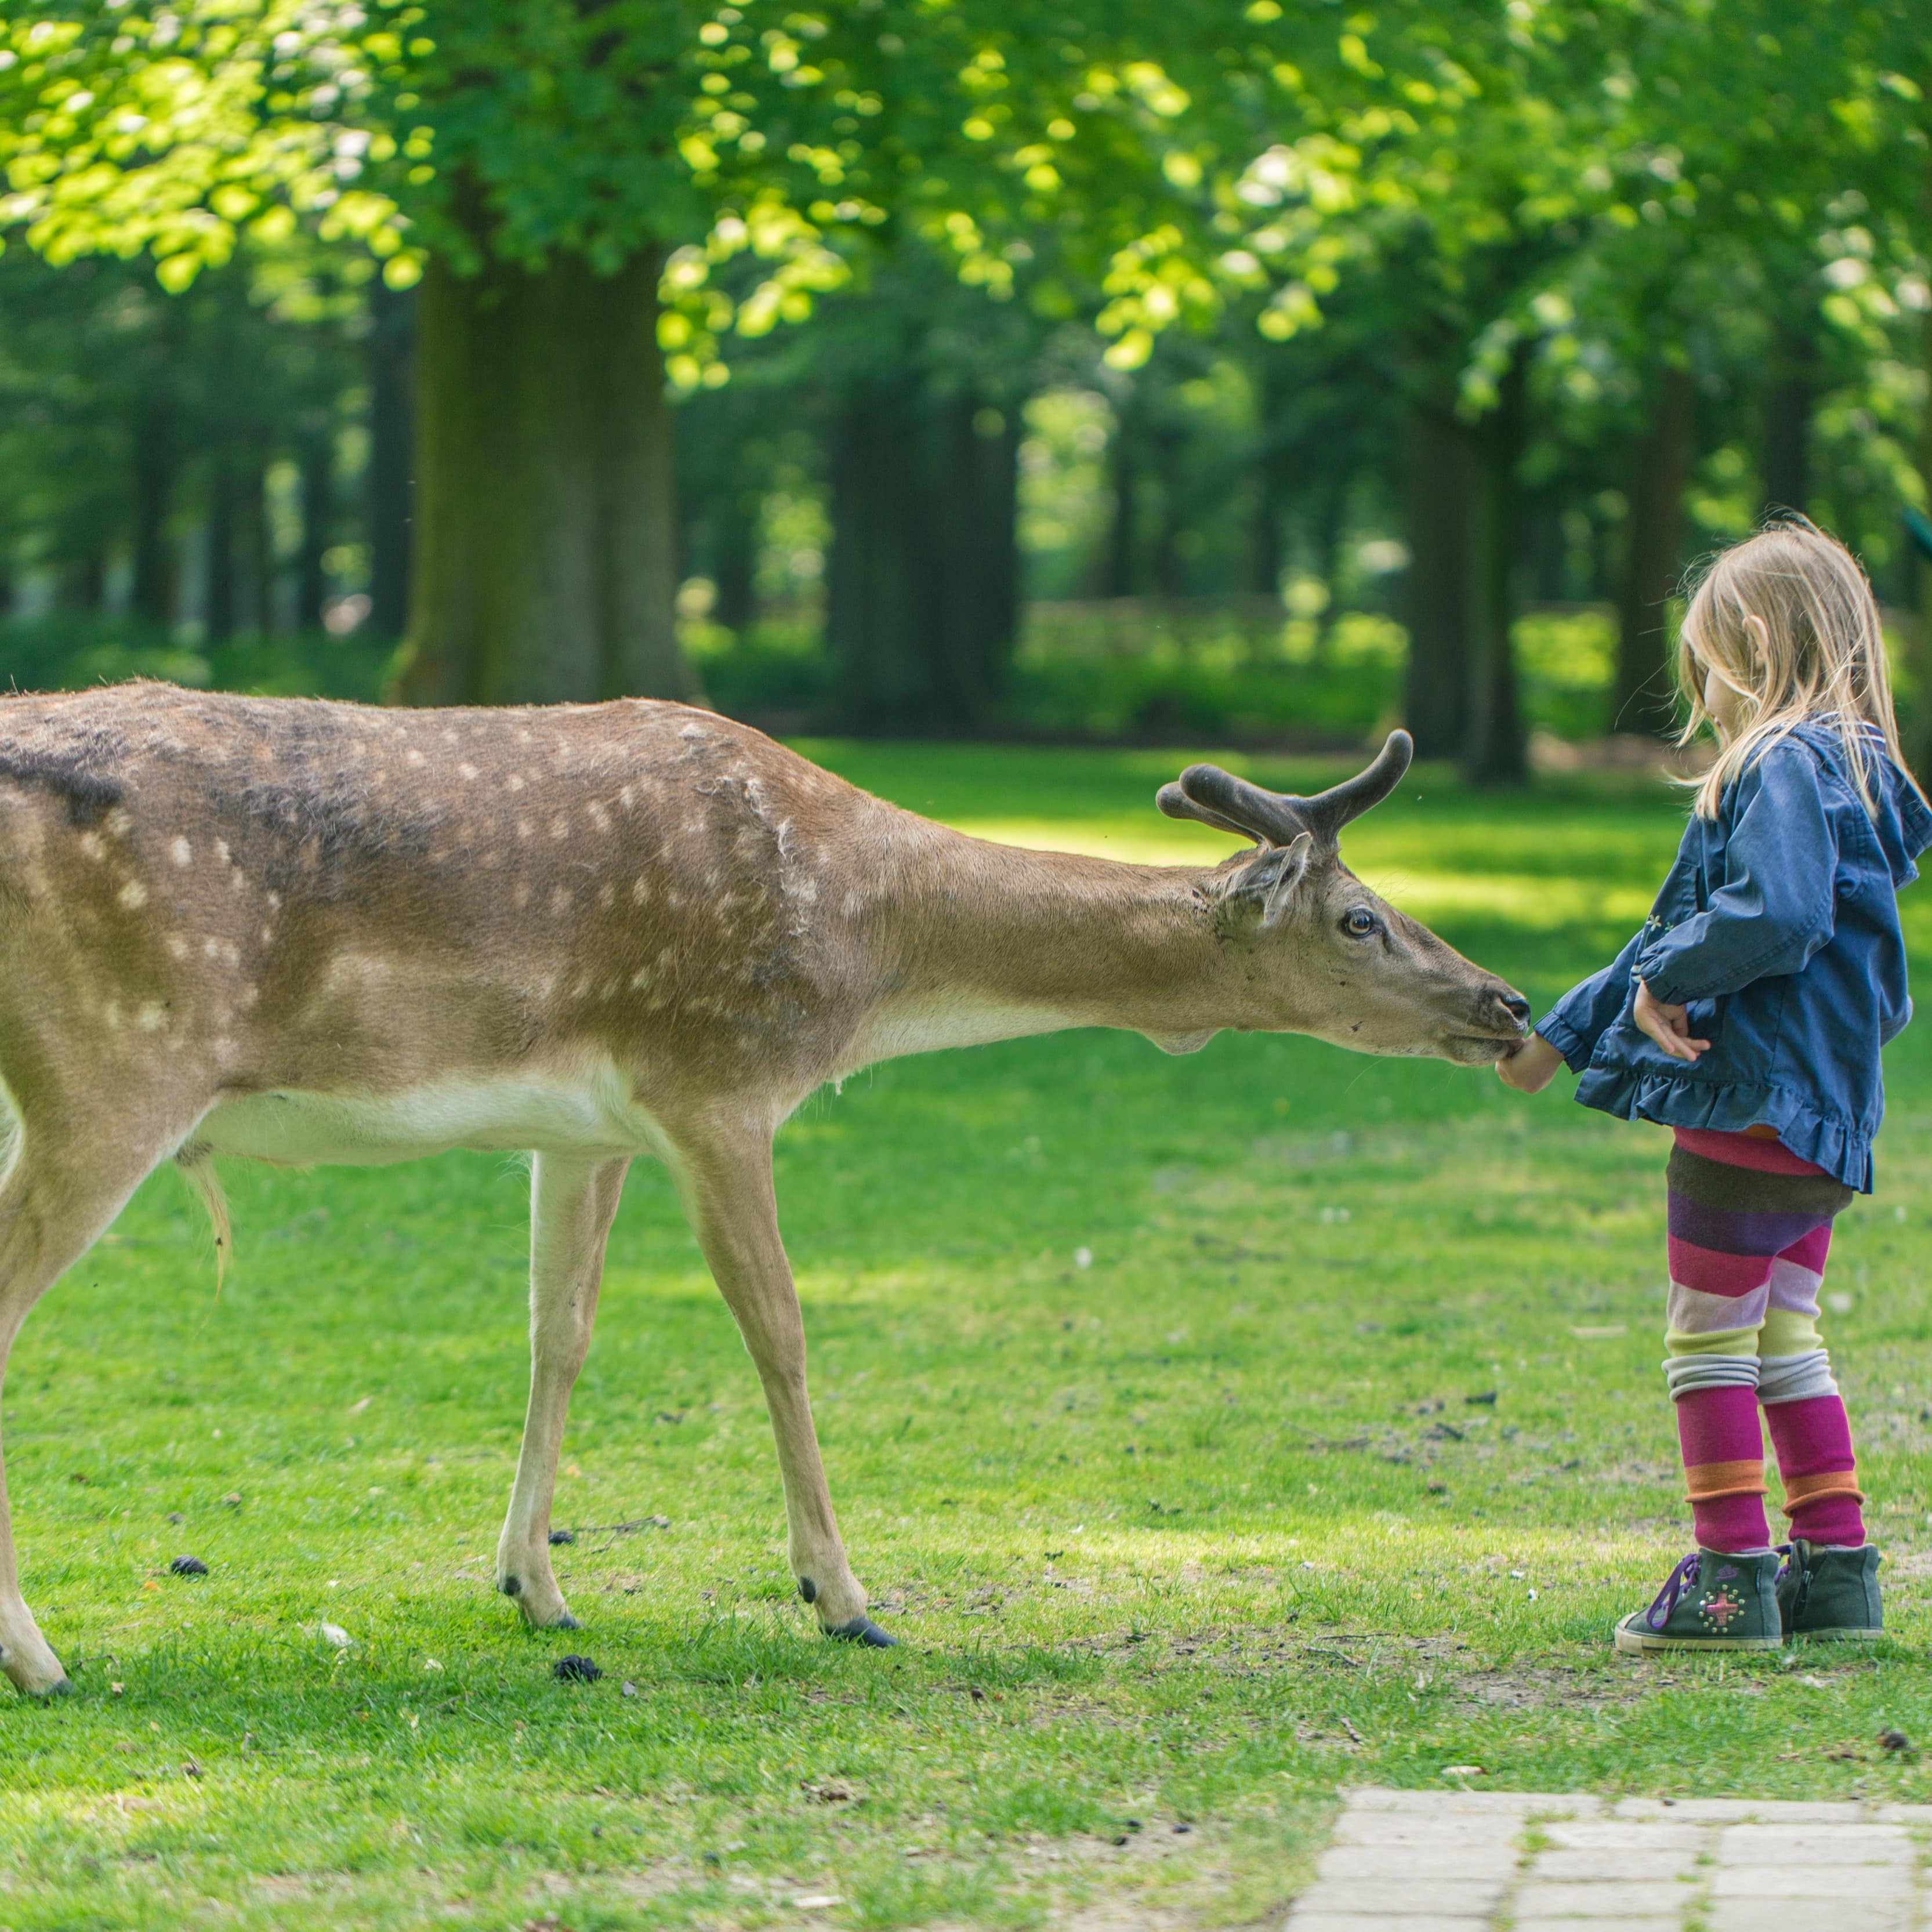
[1,1,1927,761]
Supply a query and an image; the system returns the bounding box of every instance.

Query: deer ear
[1228,831,1313,929]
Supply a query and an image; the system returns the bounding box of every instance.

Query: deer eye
[1342,907,1380,938]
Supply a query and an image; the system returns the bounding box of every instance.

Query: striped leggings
[1666,1127,1865,1554]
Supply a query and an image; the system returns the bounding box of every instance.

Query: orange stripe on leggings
[1781,1467,1862,1505]
[1684,1458,1767,1500]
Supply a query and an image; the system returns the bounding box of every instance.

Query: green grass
[5,744,1932,1929]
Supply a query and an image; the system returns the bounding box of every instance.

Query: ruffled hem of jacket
[1571,1064,1873,1192]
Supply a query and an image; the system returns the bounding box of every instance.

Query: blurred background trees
[0,0,1927,782]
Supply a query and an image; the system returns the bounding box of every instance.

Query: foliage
[5,746,1932,1927]
[1,1,1928,742]
[0,610,397,694]
[0,1,1333,380]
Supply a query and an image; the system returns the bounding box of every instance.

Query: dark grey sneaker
[1614,1549,1784,1654]
[1778,1540,1882,1641]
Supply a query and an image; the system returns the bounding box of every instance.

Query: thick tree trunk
[297,434,332,631]
[826,381,1022,731]
[1463,349,1529,786]
[1762,324,1815,517]
[366,279,415,641]
[405,251,690,705]
[1611,362,1694,735]
[1400,400,1474,760]
[205,453,237,644]
[826,376,927,728]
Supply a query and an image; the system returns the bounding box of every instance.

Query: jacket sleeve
[1637,744,1839,1004]
[1537,927,1643,1072]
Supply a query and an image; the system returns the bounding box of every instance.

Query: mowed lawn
[5,741,1932,1931]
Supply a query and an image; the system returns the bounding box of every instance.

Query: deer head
[1158,732,1530,1063]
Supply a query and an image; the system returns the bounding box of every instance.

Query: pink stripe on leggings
[1764,1394,1865,1546]
[1677,1384,1771,1553]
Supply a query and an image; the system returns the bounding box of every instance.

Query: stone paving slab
[1282,1788,1932,1930]
[1706,1906,1919,1932]
[1514,1920,1681,1932]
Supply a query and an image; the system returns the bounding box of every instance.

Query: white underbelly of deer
[191,1067,653,1165]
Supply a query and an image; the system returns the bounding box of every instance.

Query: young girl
[1499,520,1932,1651]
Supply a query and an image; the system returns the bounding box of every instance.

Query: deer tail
[173,1141,232,1293]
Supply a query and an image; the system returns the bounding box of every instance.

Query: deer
[0,682,1529,1695]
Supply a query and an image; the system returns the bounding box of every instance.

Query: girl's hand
[1496,1033,1564,1093]
[1633,980,1710,1061]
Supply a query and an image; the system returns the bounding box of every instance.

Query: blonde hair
[1676,517,1920,820]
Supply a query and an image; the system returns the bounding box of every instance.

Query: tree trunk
[238,459,270,634]
[205,453,237,644]
[132,398,175,629]
[405,250,691,705]
[941,396,1022,712]
[297,434,332,630]
[1151,422,1186,599]
[1310,469,1350,657]
[1611,361,1694,736]
[1249,355,1293,599]
[1463,349,1529,786]
[1104,398,1139,598]
[826,376,927,728]
[1761,324,1815,517]
[826,381,1021,731]
[367,279,415,641]
[1400,399,1474,760]
[59,553,106,612]
[711,491,758,634]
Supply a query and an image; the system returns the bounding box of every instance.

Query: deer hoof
[829,1616,897,1648]
[553,1612,582,1631]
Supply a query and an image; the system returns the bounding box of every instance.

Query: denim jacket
[1538,718,1932,1191]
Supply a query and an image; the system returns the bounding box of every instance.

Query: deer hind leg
[0,1108,190,1694]
[673,1125,892,1647]
[496,1152,629,1630]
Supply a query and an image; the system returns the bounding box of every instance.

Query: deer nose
[1492,988,1532,1031]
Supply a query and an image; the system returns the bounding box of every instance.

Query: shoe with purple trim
[1612,1548,1784,1654]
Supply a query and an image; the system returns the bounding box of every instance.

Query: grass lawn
[5,742,1932,1930]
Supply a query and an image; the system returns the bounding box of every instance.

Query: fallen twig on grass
[553,1516,673,1550]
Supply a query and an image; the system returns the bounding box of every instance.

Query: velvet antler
[1156,731,1413,850]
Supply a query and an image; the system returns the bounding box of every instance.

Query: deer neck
[844,827,1246,1066]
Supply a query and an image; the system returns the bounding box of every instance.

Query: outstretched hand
[1633,981,1710,1062]
[1495,1033,1563,1094]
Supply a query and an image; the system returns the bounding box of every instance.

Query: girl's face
[1701,657,1749,738]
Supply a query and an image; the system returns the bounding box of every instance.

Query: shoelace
[1644,1552,1702,1632]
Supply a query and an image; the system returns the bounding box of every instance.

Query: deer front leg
[496,1152,629,1629]
[675,1126,892,1646]
[0,1119,184,1695]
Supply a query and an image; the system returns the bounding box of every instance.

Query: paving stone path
[1286,1786,1932,1930]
